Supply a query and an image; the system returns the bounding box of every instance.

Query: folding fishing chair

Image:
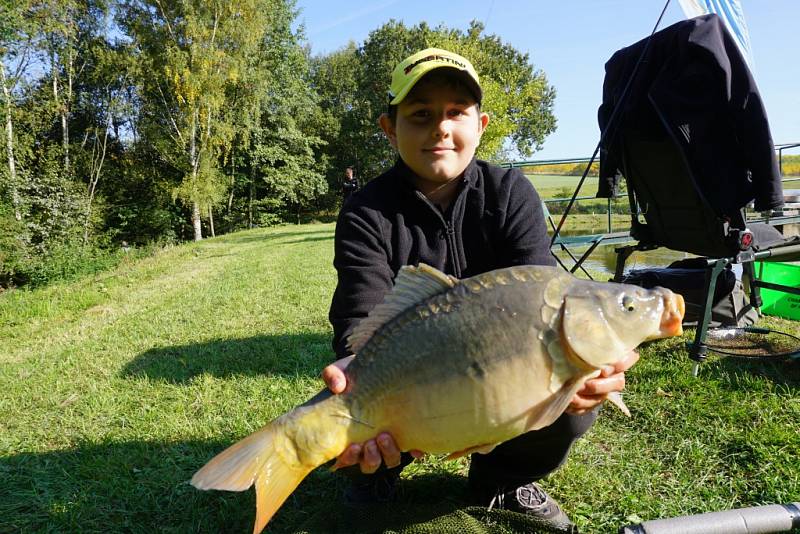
[597,14,800,369]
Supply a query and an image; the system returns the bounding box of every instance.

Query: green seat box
[755,261,800,320]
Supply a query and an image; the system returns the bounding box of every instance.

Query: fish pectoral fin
[606,391,631,417]
[525,375,591,432]
[445,443,497,460]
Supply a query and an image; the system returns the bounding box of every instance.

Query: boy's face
[380,79,489,188]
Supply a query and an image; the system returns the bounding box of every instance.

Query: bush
[0,207,153,290]
[0,203,32,288]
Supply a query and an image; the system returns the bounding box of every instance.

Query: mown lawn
[1,223,798,533]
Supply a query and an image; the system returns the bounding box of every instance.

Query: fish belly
[349,342,556,455]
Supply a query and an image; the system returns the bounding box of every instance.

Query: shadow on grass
[0,439,255,533]
[219,229,334,246]
[122,333,331,383]
[280,235,336,245]
[638,332,800,390]
[1,441,540,534]
[711,354,800,390]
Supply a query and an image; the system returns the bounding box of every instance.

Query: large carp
[191,264,685,533]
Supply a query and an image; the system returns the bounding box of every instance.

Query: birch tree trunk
[248,168,254,229]
[227,151,235,213]
[190,107,202,241]
[192,201,202,241]
[208,206,215,237]
[0,63,21,221]
[51,48,70,174]
[83,102,111,244]
[62,48,74,175]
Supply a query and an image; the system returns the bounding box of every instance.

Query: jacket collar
[392,157,479,193]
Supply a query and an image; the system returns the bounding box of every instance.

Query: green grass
[2,223,799,533]
[524,174,600,194]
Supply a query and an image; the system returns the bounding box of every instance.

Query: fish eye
[622,295,635,312]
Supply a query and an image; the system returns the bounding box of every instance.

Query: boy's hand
[321,356,425,473]
[566,350,639,415]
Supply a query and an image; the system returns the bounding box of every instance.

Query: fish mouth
[658,293,685,337]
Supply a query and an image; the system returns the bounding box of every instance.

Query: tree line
[0,0,556,288]
[781,155,800,177]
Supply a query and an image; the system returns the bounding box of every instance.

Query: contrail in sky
[309,0,403,35]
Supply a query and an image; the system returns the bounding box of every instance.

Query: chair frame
[610,133,800,372]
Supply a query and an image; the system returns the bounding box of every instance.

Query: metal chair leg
[742,260,762,309]
[613,245,635,282]
[689,258,729,373]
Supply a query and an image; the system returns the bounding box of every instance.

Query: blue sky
[294,0,799,161]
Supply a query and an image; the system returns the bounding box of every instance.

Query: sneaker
[484,482,576,532]
[343,471,399,506]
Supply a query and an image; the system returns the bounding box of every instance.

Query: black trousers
[340,409,598,493]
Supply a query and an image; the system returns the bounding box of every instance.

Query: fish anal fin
[347,263,456,354]
[445,442,497,460]
[606,391,631,417]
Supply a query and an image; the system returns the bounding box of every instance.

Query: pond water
[550,222,800,278]
[550,227,690,278]
[552,241,690,278]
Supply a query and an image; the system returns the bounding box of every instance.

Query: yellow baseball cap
[388,47,482,105]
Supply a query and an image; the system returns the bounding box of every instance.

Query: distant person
[323,47,636,531]
[342,166,360,204]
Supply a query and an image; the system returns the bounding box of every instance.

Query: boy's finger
[321,364,346,393]
[566,394,605,414]
[331,443,361,471]
[582,374,625,395]
[376,433,401,468]
[360,440,382,474]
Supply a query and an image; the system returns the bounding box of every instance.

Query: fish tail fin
[191,421,312,533]
[191,393,350,533]
[252,453,312,534]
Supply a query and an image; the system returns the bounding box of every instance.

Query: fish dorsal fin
[346,263,456,354]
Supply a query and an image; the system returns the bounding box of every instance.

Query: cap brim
[389,66,482,106]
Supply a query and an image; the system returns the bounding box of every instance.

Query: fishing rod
[620,501,800,534]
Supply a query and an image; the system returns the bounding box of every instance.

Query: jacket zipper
[414,191,464,278]
[445,220,461,278]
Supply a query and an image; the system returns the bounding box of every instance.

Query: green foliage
[781,154,800,176]
[523,162,599,176]
[0,200,136,288]
[0,200,28,286]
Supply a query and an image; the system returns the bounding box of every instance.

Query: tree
[309,42,361,199]
[0,0,104,267]
[216,2,327,230]
[120,0,275,240]
[0,0,42,222]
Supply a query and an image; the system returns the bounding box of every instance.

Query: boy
[323,48,636,530]
[342,166,359,203]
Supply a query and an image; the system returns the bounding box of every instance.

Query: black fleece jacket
[328,157,555,359]
[597,14,783,215]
